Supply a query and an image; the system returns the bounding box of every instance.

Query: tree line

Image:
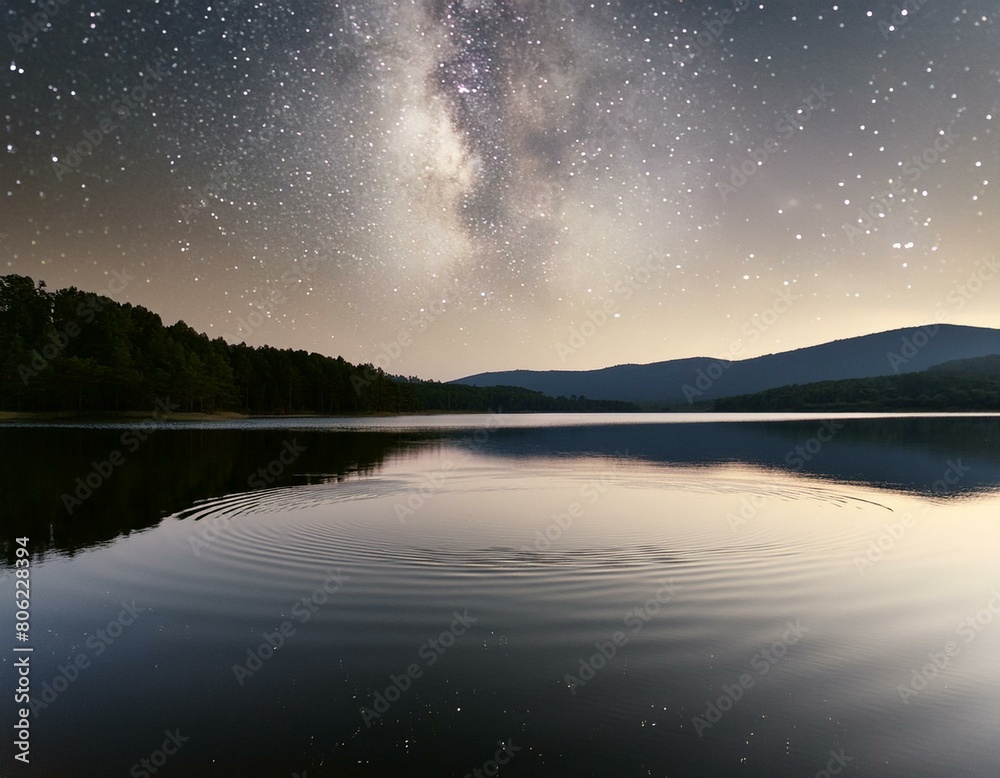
[712,357,1000,412]
[0,275,637,414]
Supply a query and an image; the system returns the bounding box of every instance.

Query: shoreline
[0,409,495,422]
[1,408,997,423]
[0,410,250,422]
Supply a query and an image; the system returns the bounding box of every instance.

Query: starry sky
[2,0,998,380]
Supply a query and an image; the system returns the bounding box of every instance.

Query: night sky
[2,0,998,380]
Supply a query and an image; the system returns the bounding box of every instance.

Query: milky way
[1,1,998,378]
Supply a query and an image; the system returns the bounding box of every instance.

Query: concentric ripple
[166,459,900,598]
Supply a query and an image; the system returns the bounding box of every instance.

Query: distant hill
[713,356,1000,412]
[453,325,1000,405]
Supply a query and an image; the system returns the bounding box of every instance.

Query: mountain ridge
[452,324,1000,405]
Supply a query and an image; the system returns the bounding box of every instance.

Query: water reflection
[0,427,432,561]
[2,415,999,562]
[478,415,1000,495]
[1,416,999,775]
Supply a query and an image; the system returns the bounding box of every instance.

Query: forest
[712,356,1000,412]
[0,275,637,415]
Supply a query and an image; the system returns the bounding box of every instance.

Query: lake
[2,413,1000,776]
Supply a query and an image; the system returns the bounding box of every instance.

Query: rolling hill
[452,324,1000,405]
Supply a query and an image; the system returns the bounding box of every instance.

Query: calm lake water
[2,414,1000,776]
